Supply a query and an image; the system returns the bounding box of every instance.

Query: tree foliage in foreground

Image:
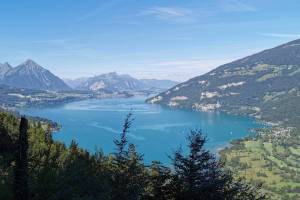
[0,111,267,200]
[13,117,29,200]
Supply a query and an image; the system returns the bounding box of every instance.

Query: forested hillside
[147,39,300,127]
[0,111,265,200]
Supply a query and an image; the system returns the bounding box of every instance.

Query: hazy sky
[0,0,300,81]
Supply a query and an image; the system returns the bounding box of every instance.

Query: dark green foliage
[114,112,133,160]
[111,113,148,200]
[52,141,110,200]
[167,130,231,199]
[145,161,172,200]
[165,130,266,200]
[0,112,266,200]
[0,112,19,200]
[13,117,29,200]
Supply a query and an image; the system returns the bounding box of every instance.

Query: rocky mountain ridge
[65,73,178,92]
[0,59,70,91]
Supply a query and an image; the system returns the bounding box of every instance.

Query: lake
[19,96,263,163]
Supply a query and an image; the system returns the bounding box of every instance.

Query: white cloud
[259,33,300,38]
[142,6,195,23]
[77,0,122,22]
[220,0,257,12]
[140,1,256,24]
[144,7,187,18]
[120,57,236,81]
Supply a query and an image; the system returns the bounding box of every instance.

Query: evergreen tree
[167,129,266,200]
[0,126,14,153]
[111,113,148,200]
[0,114,16,200]
[145,161,172,200]
[13,117,29,200]
[55,140,110,200]
[0,111,267,200]
[227,179,267,200]
[114,112,133,161]
[29,124,62,200]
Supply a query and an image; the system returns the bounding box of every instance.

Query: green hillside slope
[147,39,300,127]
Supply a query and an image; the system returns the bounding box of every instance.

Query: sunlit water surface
[20,96,263,163]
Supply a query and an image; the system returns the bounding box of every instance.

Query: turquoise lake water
[20,96,263,163]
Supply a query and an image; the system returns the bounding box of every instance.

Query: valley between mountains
[1,39,300,199]
[1,39,300,129]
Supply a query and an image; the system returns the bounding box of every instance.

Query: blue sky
[0,0,300,81]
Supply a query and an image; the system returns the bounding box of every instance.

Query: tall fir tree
[13,117,29,200]
[167,129,265,200]
[111,113,148,200]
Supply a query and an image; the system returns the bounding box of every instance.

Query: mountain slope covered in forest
[147,39,300,127]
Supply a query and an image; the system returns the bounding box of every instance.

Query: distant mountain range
[0,62,12,77]
[65,72,147,92]
[147,39,300,127]
[140,79,178,89]
[0,60,177,93]
[0,59,70,91]
[64,73,178,92]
